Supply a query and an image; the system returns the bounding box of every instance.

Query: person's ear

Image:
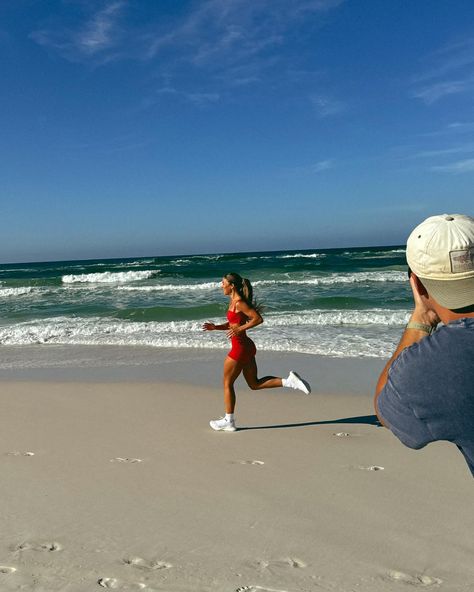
[412,273,429,297]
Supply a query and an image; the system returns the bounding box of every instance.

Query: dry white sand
[0,358,473,591]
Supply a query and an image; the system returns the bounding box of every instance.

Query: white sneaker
[209,417,237,432]
[287,371,311,394]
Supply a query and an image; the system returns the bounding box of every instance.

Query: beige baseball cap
[406,213,474,310]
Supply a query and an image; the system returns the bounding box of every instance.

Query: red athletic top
[226,309,247,325]
[226,306,256,363]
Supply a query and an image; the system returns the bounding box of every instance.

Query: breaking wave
[62,270,159,284]
[0,287,35,297]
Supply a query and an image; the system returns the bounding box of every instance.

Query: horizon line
[0,243,406,266]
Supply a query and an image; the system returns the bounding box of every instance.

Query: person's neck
[444,310,474,323]
[433,301,474,324]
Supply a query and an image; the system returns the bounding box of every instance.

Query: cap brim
[419,276,474,310]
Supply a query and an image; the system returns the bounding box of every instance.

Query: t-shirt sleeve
[378,322,474,476]
[377,368,435,451]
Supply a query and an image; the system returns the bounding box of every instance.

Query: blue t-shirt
[377,318,474,477]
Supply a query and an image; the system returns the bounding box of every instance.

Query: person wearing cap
[374,214,474,477]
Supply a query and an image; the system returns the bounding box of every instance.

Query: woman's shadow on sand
[238,415,381,431]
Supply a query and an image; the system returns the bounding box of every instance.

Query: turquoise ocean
[0,246,411,362]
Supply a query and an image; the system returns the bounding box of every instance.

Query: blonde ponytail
[241,278,253,305]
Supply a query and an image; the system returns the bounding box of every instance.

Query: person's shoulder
[236,298,255,315]
[388,321,474,387]
[234,298,247,311]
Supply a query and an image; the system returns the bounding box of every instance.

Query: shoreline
[0,344,386,396]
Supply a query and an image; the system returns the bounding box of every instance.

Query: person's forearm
[240,317,263,332]
[214,322,229,330]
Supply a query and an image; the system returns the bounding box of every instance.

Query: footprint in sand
[384,570,442,586]
[0,566,17,574]
[6,451,35,456]
[236,586,289,592]
[253,557,306,571]
[110,458,143,464]
[13,541,62,552]
[274,557,306,569]
[98,578,119,589]
[234,460,265,466]
[334,432,351,437]
[98,578,148,590]
[123,556,172,571]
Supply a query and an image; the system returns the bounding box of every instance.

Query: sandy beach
[0,348,473,592]
[4,0,474,588]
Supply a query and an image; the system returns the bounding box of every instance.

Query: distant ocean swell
[0,246,410,360]
[2,271,406,295]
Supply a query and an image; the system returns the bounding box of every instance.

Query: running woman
[203,272,311,431]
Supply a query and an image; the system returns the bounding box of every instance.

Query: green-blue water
[0,246,411,359]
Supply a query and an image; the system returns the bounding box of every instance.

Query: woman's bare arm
[203,321,229,331]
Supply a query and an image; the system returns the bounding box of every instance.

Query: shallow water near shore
[0,345,385,396]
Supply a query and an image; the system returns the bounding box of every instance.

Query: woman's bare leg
[242,357,283,390]
[223,356,244,413]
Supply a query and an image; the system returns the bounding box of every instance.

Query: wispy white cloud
[413,78,472,104]
[411,143,474,159]
[30,1,126,62]
[394,140,474,174]
[311,159,335,172]
[418,121,474,138]
[30,0,345,113]
[73,131,153,153]
[286,158,336,175]
[186,92,220,106]
[136,86,220,111]
[142,0,345,109]
[416,38,474,82]
[447,121,474,132]
[31,0,344,84]
[412,36,474,104]
[144,0,345,83]
[310,94,345,117]
[76,1,124,55]
[431,158,474,174]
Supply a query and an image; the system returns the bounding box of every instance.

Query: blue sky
[1,0,473,263]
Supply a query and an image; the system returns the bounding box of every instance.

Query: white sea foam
[343,249,406,258]
[266,309,410,327]
[104,260,157,268]
[0,308,407,358]
[117,282,219,292]
[278,253,326,259]
[112,272,405,293]
[0,287,35,297]
[62,270,158,284]
[254,271,406,286]
[164,255,224,264]
[0,317,212,347]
